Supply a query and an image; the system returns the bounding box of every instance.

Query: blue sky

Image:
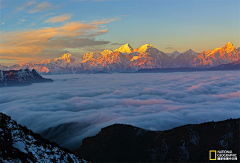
[0,0,239,65]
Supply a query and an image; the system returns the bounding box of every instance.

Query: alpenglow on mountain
[0,42,239,74]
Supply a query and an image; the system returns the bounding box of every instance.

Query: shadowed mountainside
[135,59,240,73]
[0,112,89,163]
[74,118,239,162]
[0,69,53,87]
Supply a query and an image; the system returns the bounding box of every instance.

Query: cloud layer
[29,1,52,13]
[0,71,239,150]
[44,14,72,23]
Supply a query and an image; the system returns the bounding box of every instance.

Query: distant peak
[182,49,198,56]
[102,50,113,55]
[115,43,133,53]
[137,44,155,51]
[54,53,73,63]
[141,44,155,48]
[225,42,234,48]
[172,50,180,54]
[184,49,193,53]
[166,50,180,58]
[132,44,156,53]
[221,42,236,53]
[60,53,72,59]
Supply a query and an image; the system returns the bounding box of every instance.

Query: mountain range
[0,42,239,74]
[135,59,240,73]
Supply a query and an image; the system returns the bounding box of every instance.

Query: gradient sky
[0,0,239,66]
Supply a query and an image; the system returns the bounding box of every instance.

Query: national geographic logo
[209,150,238,161]
[209,150,216,160]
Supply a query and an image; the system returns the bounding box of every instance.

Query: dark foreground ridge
[74,119,239,162]
[0,112,89,163]
[0,69,53,87]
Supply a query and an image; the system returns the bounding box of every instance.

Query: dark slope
[211,59,240,70]
[0,112,89,163]
[0,69,53,87]
[74,119,239,162]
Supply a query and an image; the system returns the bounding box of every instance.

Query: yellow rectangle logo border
[209,150,216,160]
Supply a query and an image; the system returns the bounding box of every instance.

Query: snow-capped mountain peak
[37,59,52,64]
[182,49,198,56]
[114,43,133,53]
[192,42,240,67]
[225,42,233,47]
[1,42,239,73]
[223,42,235,53]
[54,53,73,63]
[102,50,113,55]
[166,50,180,58]
[133,44,155,53]
[140,44,155,49]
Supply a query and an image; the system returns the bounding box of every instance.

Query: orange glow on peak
[226,42,233,47]
[143,44,155,48]
[193,42,240,67]
[114,43,133,53]
[101,50,113,55]
[132,44,155,53]
[54,53,72,63]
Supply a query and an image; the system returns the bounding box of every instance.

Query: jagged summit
[206,42,237,56]
[166,50,180,58]
[223,42,235,53]
[133,44,156,53]
[0,69,53,87]
[102,49,113,55]
[0,113,87,162]
[1,42,239,73]
[115,43,133,53]
[193,42,240,67]
[140,44,155,49]
[182,49,198,56]
[225,42,233,47]
[172,50,180,53]
[54,53,73,63]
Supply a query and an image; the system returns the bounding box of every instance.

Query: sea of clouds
[0,71,239,150]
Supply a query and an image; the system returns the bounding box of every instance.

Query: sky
[0,0,239,65]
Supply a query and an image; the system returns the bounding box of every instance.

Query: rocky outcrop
[0,69,53,87]
[0,112,89,163]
